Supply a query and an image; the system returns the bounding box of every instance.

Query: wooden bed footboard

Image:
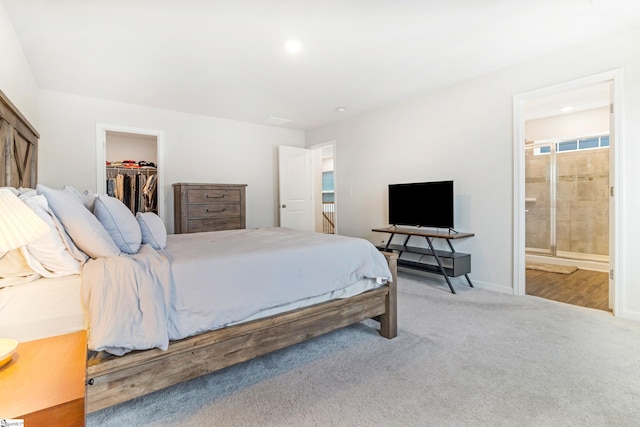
[86,252,398,413]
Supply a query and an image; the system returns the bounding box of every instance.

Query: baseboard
[397,267,513,295]
[620,308,640,322]
[472,279,514,295]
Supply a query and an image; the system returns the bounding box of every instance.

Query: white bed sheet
[163,227,392,340]
[0,270,377,351]
[2,228,390,354]
[237,276,381,325]
[0,275,86,342]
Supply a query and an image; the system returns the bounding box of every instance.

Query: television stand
[372,226,474,294]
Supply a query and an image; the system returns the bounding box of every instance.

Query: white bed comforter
[82,228,391,356]
[82,244,173,355]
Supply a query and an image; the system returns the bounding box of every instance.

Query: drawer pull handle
[204,193,224,199]
[203,208,226,213]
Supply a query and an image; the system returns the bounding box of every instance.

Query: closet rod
[106,166,157,173]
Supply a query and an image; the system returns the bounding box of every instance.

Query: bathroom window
[534,135,609,155]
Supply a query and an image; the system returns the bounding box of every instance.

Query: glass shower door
[525,143,554,255]
[555,140,609,261]
[525,139,609,262]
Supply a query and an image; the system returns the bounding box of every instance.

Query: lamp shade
[0,189,50,253]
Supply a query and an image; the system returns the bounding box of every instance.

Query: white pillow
[0,248,35,278]
[19,194,85,276]
[63,185,96,211]
[0,187,19,196]
[0,249,40,288]
[19,188,89,264]
[37,184,121,259]
[18,187,37,197]
[136,212,167,250]
[94,195,142,254]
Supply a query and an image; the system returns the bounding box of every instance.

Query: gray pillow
[94,195,142,254]
[36,185,121,258]
[136,212,167,250]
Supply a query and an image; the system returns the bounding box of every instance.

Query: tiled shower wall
[525,147,609,257]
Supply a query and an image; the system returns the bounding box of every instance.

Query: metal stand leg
[383,233,395,251]
[446,239,474,288]
[426,237,456,294]
[464,274,474,287]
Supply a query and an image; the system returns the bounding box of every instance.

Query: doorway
[513,69,623,315]
[312,143,336,234]
[95,124,165,220]
[277,142,338,234]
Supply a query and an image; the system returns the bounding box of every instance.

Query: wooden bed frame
[0,89,39,188]
[86,257,397,412]
[0,88,398,414]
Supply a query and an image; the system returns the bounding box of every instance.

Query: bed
[0,88,398,413]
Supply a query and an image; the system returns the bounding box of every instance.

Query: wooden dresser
[173,183,247,233]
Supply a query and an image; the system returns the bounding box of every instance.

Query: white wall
[307,25,640,319]
[37,90,305,232]
[526,107,609,141]
[0,0,38,125]
[106,131,157,164]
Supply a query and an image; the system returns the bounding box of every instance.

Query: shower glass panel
[525,139,609,262]
[525,143,554,255]
[555,145,609,260]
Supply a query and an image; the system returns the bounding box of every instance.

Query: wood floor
[526,268,610,312]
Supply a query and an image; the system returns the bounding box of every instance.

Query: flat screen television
[388,181,454,228]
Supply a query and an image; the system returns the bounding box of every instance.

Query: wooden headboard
[0,89,40,188]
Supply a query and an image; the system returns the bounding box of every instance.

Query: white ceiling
[524,83,612,121]
[4,0,640,130]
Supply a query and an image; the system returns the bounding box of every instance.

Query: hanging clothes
[106,166,158,214]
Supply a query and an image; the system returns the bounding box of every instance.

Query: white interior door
[278,146,313,231]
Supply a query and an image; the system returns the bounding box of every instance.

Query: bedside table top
[0,330,86,421]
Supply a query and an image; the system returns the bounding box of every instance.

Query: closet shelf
[106,166,157,173]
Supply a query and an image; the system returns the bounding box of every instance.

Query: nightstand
[0,330,87,426]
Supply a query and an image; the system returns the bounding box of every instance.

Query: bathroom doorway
[523,86,610,311]
[513,69,622,315]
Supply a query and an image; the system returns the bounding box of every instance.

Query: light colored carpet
[88,272,640,426]
[526,261,578,274]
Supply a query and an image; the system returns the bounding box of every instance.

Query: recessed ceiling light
[284,39,303,54]
[560,106,574,112]
[336,107,347,113]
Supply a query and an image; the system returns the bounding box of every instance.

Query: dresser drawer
[188,188,241,204]
[188,217,241,232]
[188,203,241,218]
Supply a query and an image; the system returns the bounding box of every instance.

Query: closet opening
[95,124,165,221]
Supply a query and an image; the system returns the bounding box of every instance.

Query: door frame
[512,69,624,315]
[95,123,166,221]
